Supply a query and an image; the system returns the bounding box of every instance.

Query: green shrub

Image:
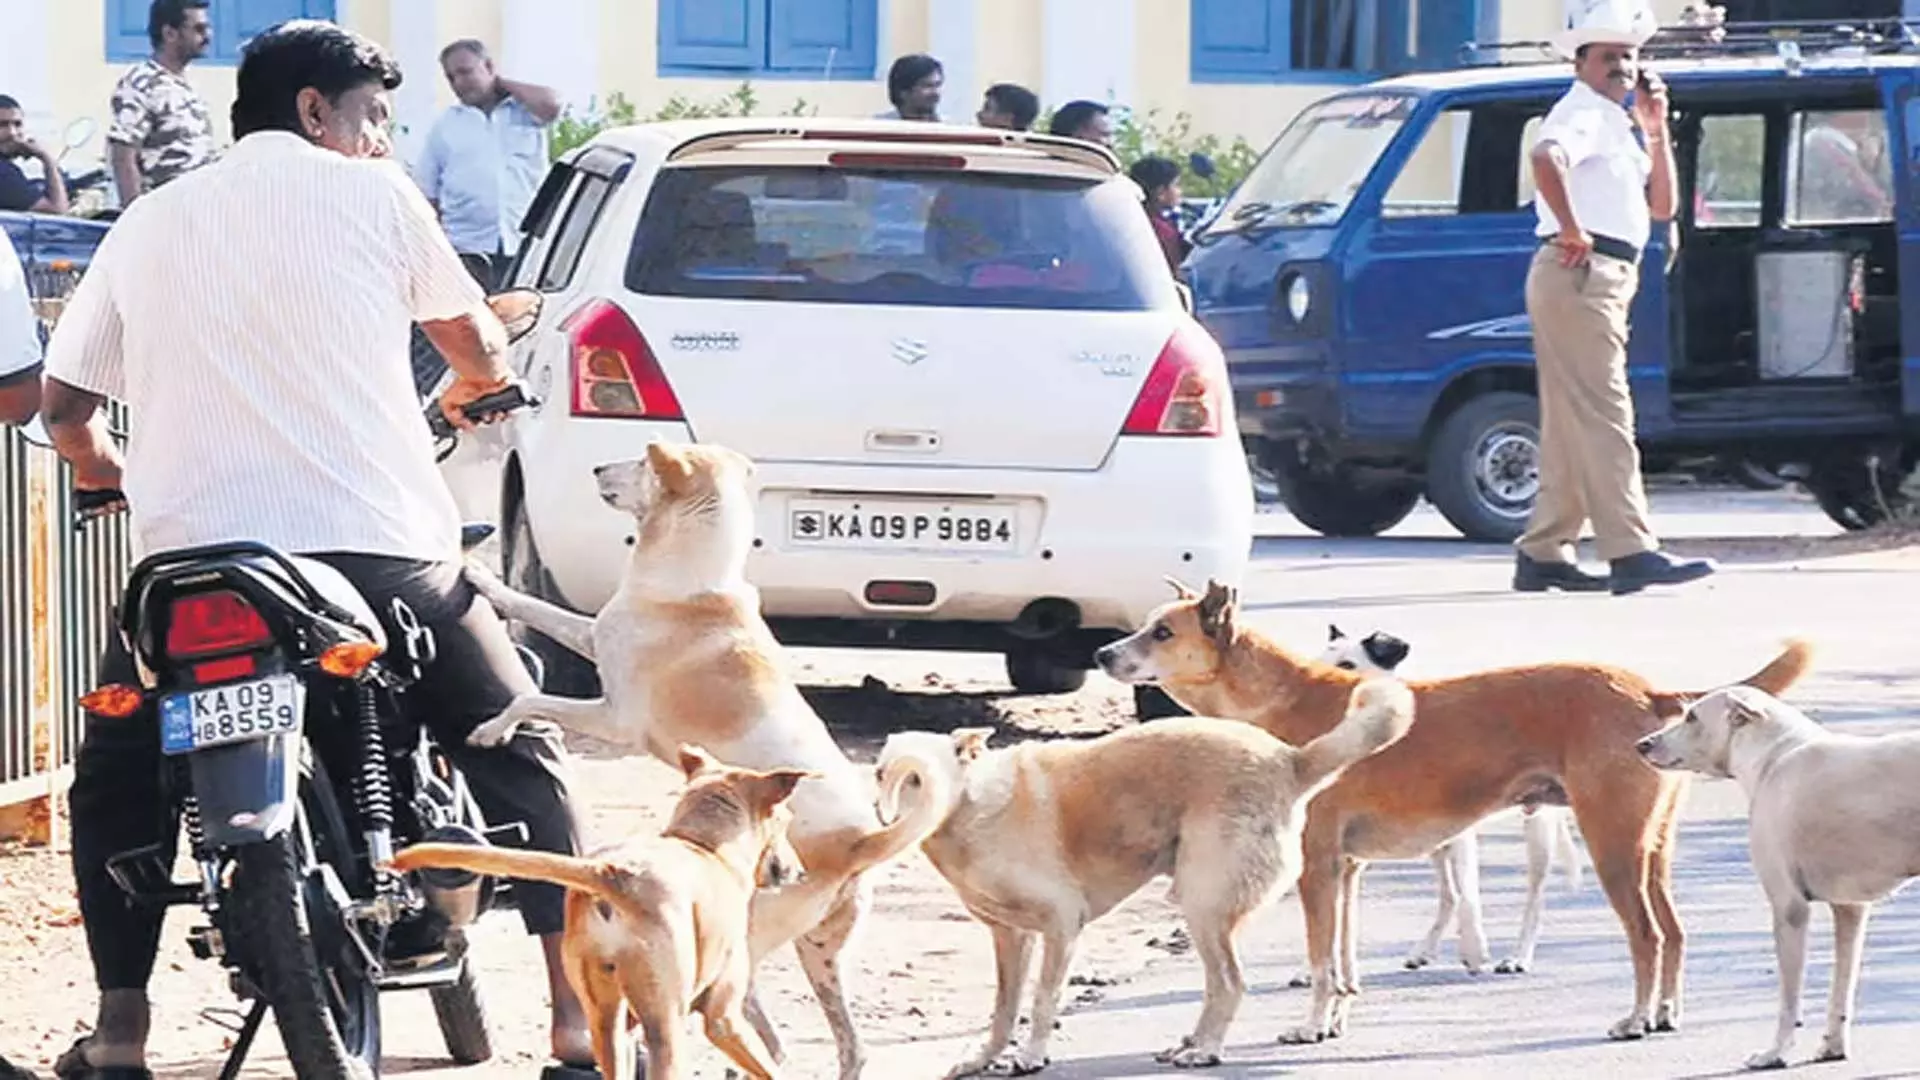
[548,83,819,161]
[1035,105,1263,199]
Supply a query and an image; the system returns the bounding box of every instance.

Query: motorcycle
[56,292,549,1080]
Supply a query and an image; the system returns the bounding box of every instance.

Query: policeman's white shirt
[0,230,41,382]
[44,131,485,562]
[1532,79,1652,249]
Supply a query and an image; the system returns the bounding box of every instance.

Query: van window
[625,166,1179,312]
[1786,109,1894,226]
[1382,110,1468,217]
[1695,114,1764,228]
[1381,104,1548,219]
[1209,93,1417,231]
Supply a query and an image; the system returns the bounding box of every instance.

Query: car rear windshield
[1206,92,1417,234]
[625,165,1179,311]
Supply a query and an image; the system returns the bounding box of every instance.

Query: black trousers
[457,249,513,293]
[69,552,581,991]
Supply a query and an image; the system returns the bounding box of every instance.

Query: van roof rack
[1460,17,1920,69]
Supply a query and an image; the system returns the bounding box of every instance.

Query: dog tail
[1292,678,1417,796]
[840,753,952,876]
[1649,637,1814,718]
[387,843,614,898]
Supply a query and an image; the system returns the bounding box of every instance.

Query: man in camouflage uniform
[108,0,217,207]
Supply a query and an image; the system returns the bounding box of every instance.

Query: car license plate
[787,499,1017,553]
[159,675,304,756]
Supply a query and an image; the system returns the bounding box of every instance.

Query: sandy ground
[4,489,1918,1079]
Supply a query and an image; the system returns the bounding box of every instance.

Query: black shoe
[1609,551,1717,595]
[1513,553,1609,593]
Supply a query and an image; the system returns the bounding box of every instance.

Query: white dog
[1318,623,1582,977]
[1639,685,1920,1070]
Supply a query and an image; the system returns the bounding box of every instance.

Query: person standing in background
[1049,100,1114,147]
[1128,156,1189,275]
[975,83,1039,131]
[413,39,560,292]
[107,0,217,208]
[878,54,944,121]
[0,95,71,214]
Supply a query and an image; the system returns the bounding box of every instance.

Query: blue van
[1189,20,1920,540]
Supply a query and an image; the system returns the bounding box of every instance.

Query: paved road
[915,491,1920,1080]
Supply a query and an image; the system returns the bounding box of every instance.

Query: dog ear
[746,768,815,810]
[1164,576,1199,601]
[1327,623,1345,642]
[1197,581,1239,646]
[951,726,995,762]
[678,744,720,780]
[647,441,697,495]
[1365,632,1410,672]
[1726,694,1764,729]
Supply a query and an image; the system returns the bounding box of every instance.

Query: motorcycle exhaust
[411,823,494,929]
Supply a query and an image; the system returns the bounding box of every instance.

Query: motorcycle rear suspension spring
[354,685,394,831]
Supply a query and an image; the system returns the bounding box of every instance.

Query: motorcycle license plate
[159,675,304,756]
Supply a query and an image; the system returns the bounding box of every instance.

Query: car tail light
[166,590,272,658]
[1121,322,1228,437]
[566,299,684,421]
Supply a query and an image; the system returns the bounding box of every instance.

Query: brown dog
[1096,580,1813,1045]
[389,746,811,1080]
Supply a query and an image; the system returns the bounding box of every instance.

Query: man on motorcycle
[39,20,597,1078]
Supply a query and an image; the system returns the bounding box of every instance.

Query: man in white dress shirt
[1513,0,1715,596]
[0,230,41,424]
[40,21,598,1077]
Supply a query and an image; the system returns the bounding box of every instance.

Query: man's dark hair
[1049,99,1109,139]
[147,0,209,48]
[0,95,20,113]
[984,83,1040,131]
[231,20,403,139]
[439,38,489,66]
[1128,156,1181,198]
[887,54,943,108]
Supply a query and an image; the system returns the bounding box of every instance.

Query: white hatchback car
[482,118,1254,703]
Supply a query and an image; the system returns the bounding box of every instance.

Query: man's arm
[43,377,120,490]
[0,369,40,426]
[25,141,69,214]
[1637,75,1677,223]
[40,236,126,488]
[109,142,143,207]
[498,76,562,126]
[0,232,43,424]
[107,78,153,207]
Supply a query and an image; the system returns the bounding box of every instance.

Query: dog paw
[1461,957,1487,976]
[1286,972,1312,989]
[1403,953,1434,970]
[1494,957,1528,975]
[1743,1050,1789,1071]
[1155,1043,1222,1069]
[466,715,521,748]
[1277,1026,1329,1046]
[996,1052,1049,1077]
[1814,1034,1848,1063]
[1653,1001,1680,1033]
[1608,1015,1650,1041]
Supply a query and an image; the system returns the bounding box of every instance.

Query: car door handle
[865,429,942,453]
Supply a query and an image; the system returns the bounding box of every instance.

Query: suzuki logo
[891,338,930,366]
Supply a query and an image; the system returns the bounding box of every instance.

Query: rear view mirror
[485,288,543,344]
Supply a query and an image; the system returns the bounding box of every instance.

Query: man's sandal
[51,1038,152,1080]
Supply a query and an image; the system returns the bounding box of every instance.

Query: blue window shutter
[1190,0,1290,80]
[212,0,335,62]
[105,0,151,62]
[659,0,767,72]
[1413,0,1478,70]
[769,0,877,78]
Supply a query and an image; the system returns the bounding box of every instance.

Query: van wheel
[1427,392,1540,543]
[1803,450,1915,531]
[502,494,601,697]
[1005,648,1088,695]
[1270,457,1421,537]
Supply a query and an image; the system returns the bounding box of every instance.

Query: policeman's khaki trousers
[1516,245,1659,563]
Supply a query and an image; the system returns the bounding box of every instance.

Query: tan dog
[1095,580,1813,1045]
[1639,686,1920,1070]
[461,441,946,1078]
[874,679,1416,1076]
[388,746,809,1080]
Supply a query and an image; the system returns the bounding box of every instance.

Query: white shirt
[1532,80,1652,248]
[0,230,41,381]
[44,131,486,562]
[413,97,548,255]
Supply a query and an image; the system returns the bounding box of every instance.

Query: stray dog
[462,441,946,1079]
[389,746,808,1080]
[1096,580,1813,1043]
[875,680,1416,1076]
[1320,623,1582,978]
[1639,686,1920,1070]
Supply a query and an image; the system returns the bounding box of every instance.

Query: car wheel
[1426,392,1540,543]
[1004,648,1088,695]
[502,491,602,697]
[1803,450,1915,532]
[1269,456,1421,537]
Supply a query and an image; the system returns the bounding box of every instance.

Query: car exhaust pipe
[1008,598,1082,642]
[411,823,495,930]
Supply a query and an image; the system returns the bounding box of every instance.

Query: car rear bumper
[519,425,1254,641]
